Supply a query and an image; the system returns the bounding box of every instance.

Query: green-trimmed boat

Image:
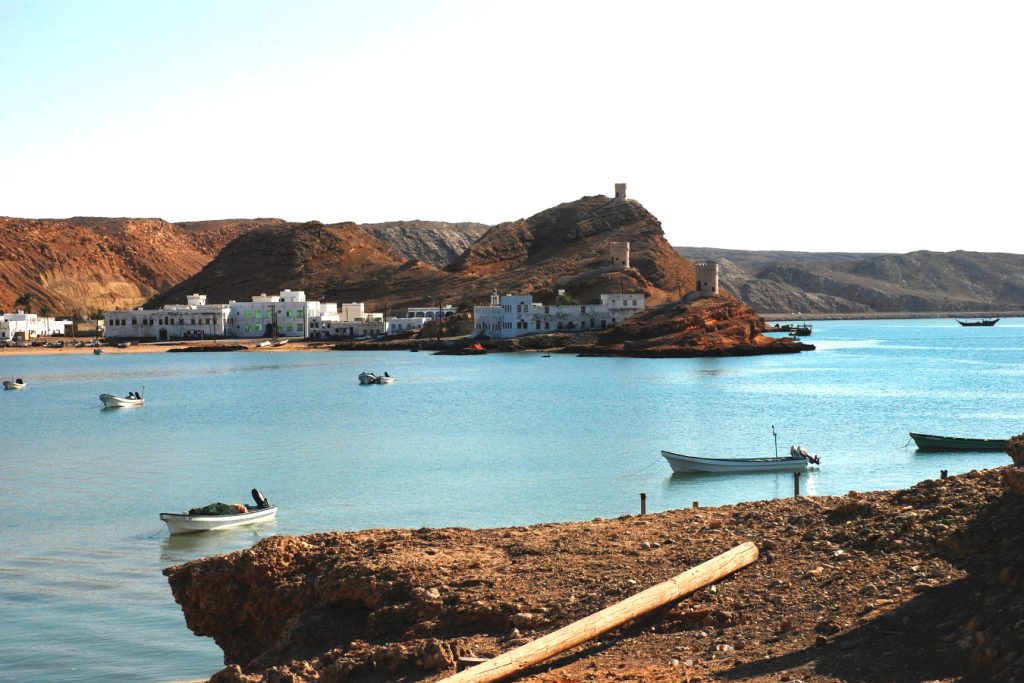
[909,432,1009,451]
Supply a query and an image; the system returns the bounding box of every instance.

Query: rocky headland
[165,454,1024,683]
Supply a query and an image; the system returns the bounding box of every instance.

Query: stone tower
[695,261,720,298]
[614,183,627,200]
[609,242,630,270]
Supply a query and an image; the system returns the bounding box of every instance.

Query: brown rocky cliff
[164,466,1024,683]
[0,216,265,313]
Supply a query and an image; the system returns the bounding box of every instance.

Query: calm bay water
[1,319,1023,682]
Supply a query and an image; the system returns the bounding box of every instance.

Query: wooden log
[440,542,758,683]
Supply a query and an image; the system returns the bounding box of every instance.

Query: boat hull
[99,394,144,408]
[160,506,278,534]
[3,380,26,390]
[909,432,1008,451]
[661,450,809,473]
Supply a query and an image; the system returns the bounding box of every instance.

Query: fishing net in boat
[188,502,241,516]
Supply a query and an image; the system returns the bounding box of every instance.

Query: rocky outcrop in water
[165,460,1024,683]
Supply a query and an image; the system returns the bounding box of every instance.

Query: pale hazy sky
[2,1,1022,253]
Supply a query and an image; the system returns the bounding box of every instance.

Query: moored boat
[956,318,999,327]
[662,444,820,473]
[909,432,1009,451]
[99,392,144,408]
[3,378,27,390]
[160,489,277,534]
[358,371,394,384]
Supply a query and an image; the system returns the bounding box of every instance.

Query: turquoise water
[1,319,1022,682]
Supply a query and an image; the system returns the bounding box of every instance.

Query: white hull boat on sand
[160,489,277,534]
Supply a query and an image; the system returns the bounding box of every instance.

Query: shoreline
[163,465,1024,683]
[760,311,1022,321]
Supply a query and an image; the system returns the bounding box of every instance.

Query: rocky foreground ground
[166,456,1024,683]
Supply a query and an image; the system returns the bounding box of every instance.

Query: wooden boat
[3,378,27,390]
[160,489,276,535]
[99,392,144,408]
[358,371,394,384]
[662,444,820,473]
[956,318,999,327]
[909,432,1009,451]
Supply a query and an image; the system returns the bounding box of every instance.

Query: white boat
[99,392,144,408]
[359,371,394,384]
[3,378,27,390]
[160,489,277,535]
[661,445,820,473]
[256,340,272,348]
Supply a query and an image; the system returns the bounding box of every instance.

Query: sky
[2,1,1022,253]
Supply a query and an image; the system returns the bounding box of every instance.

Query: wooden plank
[441,541,758,683]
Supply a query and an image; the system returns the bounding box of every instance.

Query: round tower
[694,261,720,298]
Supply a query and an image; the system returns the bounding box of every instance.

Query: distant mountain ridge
[675,247,1024,315]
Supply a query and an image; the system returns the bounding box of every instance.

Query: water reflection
[158,524,279,564]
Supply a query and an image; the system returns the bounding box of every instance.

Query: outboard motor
[251,488,270,509]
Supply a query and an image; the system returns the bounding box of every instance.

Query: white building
[226,289,328,338]
[0,312,71,341]
[104,294,230,340]
[473,291,645,339]
[405,304,456,320]
[310,302,385,339]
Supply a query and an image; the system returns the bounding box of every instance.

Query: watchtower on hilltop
[614,183,627,200]
[694,261,720,298]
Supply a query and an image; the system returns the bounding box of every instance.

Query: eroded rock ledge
[165,459,1024,683]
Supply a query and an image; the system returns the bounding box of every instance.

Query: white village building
[0,312,72,341]
[103,294,231,340]
[473,291,645,339]
[104,290,336,341]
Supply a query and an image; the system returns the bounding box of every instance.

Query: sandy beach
[0,340,334,356]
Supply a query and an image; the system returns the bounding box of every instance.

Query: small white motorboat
[661,444,820,474]
[359,371,394,384]
[160,489,277,534]
[3,378,27,390]
[100,392,145,408]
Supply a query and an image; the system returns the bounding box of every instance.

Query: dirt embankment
[165,456,1024,683]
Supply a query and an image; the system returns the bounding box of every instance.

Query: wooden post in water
[440,542,759,683]
[793,472,801,497]
[639,493,647,515]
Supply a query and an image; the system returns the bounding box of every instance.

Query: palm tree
[14,292,33,313]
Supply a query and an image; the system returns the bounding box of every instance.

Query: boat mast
[772,424,778,458]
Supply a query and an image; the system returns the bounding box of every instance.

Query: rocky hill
[676,247,1024,316]
[0,217,492,315]
[164,459,1024,683]
[155,194,696,314]
[360,221,489,268]
[0,216,259,315]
